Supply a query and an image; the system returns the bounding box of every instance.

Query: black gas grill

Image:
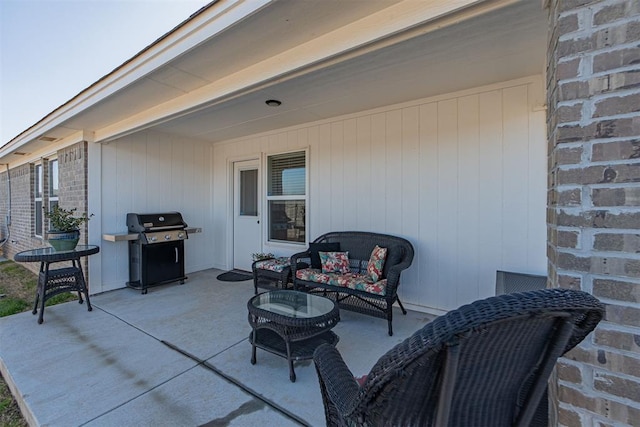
[126,212,188,294]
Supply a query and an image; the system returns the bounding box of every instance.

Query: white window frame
[34,162,43,237]
[265,149,308,245]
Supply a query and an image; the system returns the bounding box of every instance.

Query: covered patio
[0,270,433,426]
[1,0,638,424]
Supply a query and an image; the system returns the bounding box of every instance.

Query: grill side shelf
[102,233,139,242]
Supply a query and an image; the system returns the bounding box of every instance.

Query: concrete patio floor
[0,268,434,426]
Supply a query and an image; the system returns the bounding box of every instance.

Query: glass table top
[14,245,100,262]
[251,290,335,319]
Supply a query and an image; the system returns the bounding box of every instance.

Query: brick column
[57,141,91,285]
[59,142,89,245]
[547,0,640,425]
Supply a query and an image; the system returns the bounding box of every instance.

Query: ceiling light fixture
[265,99,282,107]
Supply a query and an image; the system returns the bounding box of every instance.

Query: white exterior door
[233,159,261,271]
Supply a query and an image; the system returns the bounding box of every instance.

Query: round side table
[14,245,100,324]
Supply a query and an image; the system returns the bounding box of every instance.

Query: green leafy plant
[252,252,275,261]
[44,205,93,232]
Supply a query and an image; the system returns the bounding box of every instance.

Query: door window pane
[240,169,258,216]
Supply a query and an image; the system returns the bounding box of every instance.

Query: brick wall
[547,0,640,425]
[0,142,89,275]
[0,164,45,274]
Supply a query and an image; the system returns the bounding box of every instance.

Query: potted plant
[44,206,93,251]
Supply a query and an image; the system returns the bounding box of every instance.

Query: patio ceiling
[151,0,547,143]
[1,0,547,162]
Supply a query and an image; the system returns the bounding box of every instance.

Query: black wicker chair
[313,288,604,427]
[495,270,549,425]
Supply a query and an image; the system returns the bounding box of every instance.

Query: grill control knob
[165,234,171,240]
[178,232,185,239]
[150,236,157,242]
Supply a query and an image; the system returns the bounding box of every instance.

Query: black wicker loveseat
[291,231,414,336]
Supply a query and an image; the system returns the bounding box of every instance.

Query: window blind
[268,151,305,196]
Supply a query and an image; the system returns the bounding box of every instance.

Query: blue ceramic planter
[47,229,80,251]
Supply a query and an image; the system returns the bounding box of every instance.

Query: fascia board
[96,0,511,142]
[0,0,273,157]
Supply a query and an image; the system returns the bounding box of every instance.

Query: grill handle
[175,247,179,263]
[147,225,185,231]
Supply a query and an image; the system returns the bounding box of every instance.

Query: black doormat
[216,270,253,282]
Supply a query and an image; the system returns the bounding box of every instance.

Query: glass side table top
[250,290,335,319]
[14,245,100,262]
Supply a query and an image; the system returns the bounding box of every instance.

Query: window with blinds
[266,151,306,243]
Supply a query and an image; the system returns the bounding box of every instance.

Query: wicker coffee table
[247,290,340,382]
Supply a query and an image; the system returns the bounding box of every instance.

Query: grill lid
[127,212,187,232]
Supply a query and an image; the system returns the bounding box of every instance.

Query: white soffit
[66,0,412,141]
[149,0,546,143]
[1,0,535,161]
[94,0,493,142]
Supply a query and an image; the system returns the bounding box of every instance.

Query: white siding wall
[213,77,547,313]
[93,77,545,311]
[97,131,214,293]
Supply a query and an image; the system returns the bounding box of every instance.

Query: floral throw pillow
[319,251,350,274]
[367,245,388,282]
[309,242,341,269]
